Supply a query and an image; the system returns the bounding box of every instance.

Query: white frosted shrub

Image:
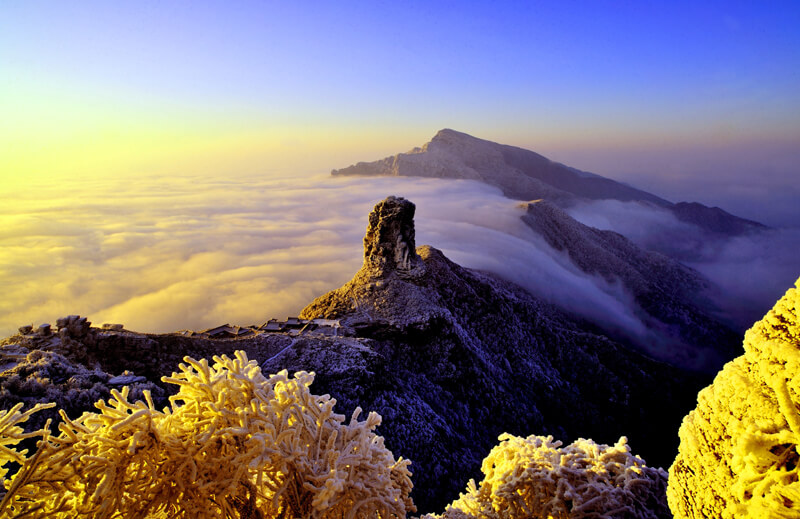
[0,401,55,504]
[424,433,668,519]
[668,278,800,518]
[0,351,414,518]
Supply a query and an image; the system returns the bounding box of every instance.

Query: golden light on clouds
[2,170,796,344]
[0,174,358,334]
[2,174,543,336]
[0,172,645,338]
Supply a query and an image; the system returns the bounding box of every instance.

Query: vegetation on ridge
[0,351,414,518]
[0,349,669,519]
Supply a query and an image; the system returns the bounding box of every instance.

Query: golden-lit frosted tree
[424,433,668,519]
[0,401,55,510]
[0,351,414,518]
[668,279,800,518]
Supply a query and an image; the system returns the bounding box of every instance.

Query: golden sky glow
[1,2,799,336]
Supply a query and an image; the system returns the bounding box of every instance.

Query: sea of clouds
[565,199,800,329]
[1,173,797,349]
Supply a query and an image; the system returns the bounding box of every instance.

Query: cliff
[296,196,705,512]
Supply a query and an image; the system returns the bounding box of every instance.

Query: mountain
[296,196,705,512]
[1,197,705,515]
[521,200,741,368]
[335,129,744,370]
[333,128,766,236]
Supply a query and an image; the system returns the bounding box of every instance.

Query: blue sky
[2,1,799,224]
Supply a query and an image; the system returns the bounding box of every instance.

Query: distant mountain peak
[430,127,476,142]
[432,127,459,138]
[332,129,766,235]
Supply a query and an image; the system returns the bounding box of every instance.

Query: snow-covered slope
[298,196,705,512]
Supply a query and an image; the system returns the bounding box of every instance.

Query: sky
[1,2,799,226]
[1,2,799,337]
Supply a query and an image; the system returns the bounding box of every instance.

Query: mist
[0,174,652,341]
[545,142,800,228]
[565,199,800,329]
[2,173,796,358]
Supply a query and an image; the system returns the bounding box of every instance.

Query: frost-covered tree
[0,351,414,518]
[668,278,800,518]
[423,433,669,519]
[0,401,54,505]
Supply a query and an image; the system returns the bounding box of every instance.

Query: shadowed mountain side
[521,200,741,370]
[297,196,708,512]
[672,201,766,235]
[332,128,765,236]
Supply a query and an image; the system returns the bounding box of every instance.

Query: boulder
[18,325,33,335]
[36,324,51,336]
[57,315,91,339]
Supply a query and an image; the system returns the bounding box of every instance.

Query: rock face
[56,315,91,339]
[522,200,741,371]
[362,196,426,279]
[298,197,705,513]
[668,278,800,518]
[333,129,765,236]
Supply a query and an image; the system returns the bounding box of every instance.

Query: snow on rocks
[107,371,147,385]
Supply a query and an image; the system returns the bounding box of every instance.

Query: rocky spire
[362,196,425,279]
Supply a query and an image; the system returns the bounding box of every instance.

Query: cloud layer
[0,174,649,339]
[2,173,796,353]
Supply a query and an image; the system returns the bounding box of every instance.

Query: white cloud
[566,199,800,328]
[1,172,796,358]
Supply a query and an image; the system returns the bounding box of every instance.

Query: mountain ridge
[337,131,744,370]
[296,196,707,511]
[332,128,766,235]
[521,199,741,368]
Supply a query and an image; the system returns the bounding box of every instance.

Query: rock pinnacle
[363,196,425,278]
